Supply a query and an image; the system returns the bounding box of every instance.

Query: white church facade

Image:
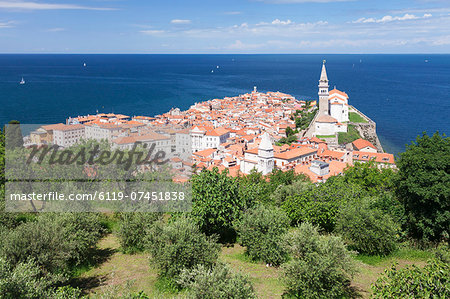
[314,61,349,136]
[240,132,274,175]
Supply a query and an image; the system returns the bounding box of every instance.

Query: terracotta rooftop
[352,138,377,150]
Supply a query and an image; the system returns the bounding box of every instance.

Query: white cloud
[0,20,14,28]
[170,19,191,24]
[271,19,293,25]
[140,30,165,35]
[0,1,116,10]
[352,13,432,24]
[46,27,65,32]
[224,11,241,15]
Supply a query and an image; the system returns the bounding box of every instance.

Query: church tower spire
[318,60,329,115]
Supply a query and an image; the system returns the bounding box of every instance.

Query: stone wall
[349,105,384,153]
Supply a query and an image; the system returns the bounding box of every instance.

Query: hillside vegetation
[1,126,449,298]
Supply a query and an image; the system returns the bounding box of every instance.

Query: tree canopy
[395,132,449,243]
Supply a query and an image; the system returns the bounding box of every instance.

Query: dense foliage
[0,258,51,298]
[282,176,365,231]
[372,260,450,298]
[117,212,162,253]
[235,205,289,265]
[336,199,399,256]
[0,213,104,278]
[270,179,311,206]
[395,132,449,243]
[178,263,256,299]
[293,107,317,131]
[191,168,244,242]
[343,161,395,195]
[281,223,356,298]
[145,215,221,281]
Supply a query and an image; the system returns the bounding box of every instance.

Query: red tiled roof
[275,147,317,160]
[352,138,377,150]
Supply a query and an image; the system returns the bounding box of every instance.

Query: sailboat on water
[20,77,25,85]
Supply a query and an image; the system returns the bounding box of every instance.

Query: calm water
[0,54,448,154]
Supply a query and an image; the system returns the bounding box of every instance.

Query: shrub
[235,205,289,265]
[336,199,399,256]
[372,260,450,298]
[49,286,83,299]
[116,212,162,253]
[0,220,74,277]
[0,258,51,299]
[178,263,256,299]
[38,213,105,265]
[146,215,221,282]
[0,213,104,277]
[281,223,356,298]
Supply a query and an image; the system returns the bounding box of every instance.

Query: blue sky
[0,0,449,53]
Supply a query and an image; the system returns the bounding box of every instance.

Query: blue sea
[0,54,449,155]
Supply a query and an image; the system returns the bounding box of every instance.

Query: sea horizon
[1,53,449,155]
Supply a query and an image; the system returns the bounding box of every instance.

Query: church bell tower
[318,60,329,115]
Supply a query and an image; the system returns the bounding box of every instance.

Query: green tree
[178,263,256,299]
[281,223,356,298]
[145,216,221,282]
[282,176,365,231]
[285,126,294,137]
[395,132,449,243]
[270,179,311,206]
[237,169,270,204]
[336,199,399,256]
[235,205,289,265]
[191,168,244,242]
[4,120,23,150]
[343,161,396,195]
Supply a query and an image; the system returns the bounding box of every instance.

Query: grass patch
[154,276,181,294]
[349,112,368,123]
[355,247,433,266]
[338,124,361,145]
[316,135,335,139]
[220,244,285,298]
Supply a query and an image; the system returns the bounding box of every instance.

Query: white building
[274,147,318,168]
[315,115,347,136]
[84,123,123,142]
[111,131,171,154]
[240,132,274,175]
[329,89,349,123]
[175,128,192,159]
[52,124,85,148]
[190,126,230,152]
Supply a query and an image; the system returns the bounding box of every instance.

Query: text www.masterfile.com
[9,191,186,201]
